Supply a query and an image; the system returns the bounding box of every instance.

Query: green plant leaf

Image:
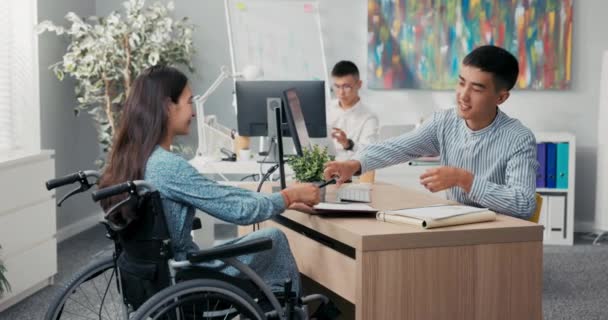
[0,245,10,295]
[286,145,330,183]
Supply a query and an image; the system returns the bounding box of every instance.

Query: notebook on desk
[376,205,496,229]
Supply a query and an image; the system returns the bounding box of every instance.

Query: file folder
[546,143,557,188]
[536,143,547,188]
[556,143,569,189]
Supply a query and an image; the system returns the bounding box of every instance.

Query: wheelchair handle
[46,170,99,190]
[92,180,156,202]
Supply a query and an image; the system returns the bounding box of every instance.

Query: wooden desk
[242,183,543,320]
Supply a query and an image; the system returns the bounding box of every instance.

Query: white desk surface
[189,156,293,181]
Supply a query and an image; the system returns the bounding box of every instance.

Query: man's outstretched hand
[331,127,350,149]
[323,160,362,186]
[419,166,474,193]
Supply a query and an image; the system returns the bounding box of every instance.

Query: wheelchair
[44,172,338,320]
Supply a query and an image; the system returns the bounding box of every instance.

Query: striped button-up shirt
[353,107,538,219]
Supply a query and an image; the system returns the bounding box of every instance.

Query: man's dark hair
[331,60,359,78]
[462,45,519,91]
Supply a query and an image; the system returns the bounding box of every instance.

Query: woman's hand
[283,183,320,206]
[289,202,318,214]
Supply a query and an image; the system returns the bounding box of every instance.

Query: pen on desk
[318,178,337,188]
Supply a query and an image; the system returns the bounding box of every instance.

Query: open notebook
[376,205,496,229]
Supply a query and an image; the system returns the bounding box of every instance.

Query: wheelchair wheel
[45,255,128,320]
[131,278,266,320]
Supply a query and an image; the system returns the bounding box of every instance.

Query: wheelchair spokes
[64,269,120,319]
[130,279,265,320]
[150,294,250,319]
[45,256,128,320]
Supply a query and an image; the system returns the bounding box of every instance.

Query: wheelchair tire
[131,278,266,320]
[45,255,128,320]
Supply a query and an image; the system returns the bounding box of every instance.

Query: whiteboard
[225,0,328,83]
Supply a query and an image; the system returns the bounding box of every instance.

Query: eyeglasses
[332,83,355,93]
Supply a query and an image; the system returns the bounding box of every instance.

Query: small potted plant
[286,145,332,200]
[0,245,10,297]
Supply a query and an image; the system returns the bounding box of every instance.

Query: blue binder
[556,143,569,189]
[546,143,557,188]
[536,143,547,188]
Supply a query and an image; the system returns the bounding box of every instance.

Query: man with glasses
[328,60,379,160]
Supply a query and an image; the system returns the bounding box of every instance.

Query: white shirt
[327,99,379,160]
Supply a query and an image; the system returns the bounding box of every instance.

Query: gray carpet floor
[1,225,607,320]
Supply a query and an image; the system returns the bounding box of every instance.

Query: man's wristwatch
[345,139,355,151]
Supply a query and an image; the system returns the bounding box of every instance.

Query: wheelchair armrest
[192,217,202,230]
[186,237,273,263]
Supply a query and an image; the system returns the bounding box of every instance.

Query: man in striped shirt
[324,45,539,219]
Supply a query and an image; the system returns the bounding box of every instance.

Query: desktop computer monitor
[235,81,326,138]
[273,88,312,189]
[283,88,312,156]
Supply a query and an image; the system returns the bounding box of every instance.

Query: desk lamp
[193,65,261,158]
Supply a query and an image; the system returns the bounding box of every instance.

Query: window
[0,0,40,157]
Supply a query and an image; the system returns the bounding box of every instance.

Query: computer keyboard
[336,185,372,203]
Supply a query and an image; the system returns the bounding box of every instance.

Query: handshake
[280,160,362,208]
[282,157,474,209]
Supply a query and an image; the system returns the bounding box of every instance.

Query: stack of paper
[313,202,377,215]
[376,205,496,229]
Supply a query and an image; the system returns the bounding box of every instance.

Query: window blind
[0,0,40,154]
[0,0,16,151]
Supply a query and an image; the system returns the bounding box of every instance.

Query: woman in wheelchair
[98,66,320,306]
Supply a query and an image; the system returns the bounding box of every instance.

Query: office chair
[529,193,543,223]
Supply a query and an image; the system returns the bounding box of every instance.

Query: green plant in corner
[286,145,332,183]
[37,0,196,167]
[0,245,10,297]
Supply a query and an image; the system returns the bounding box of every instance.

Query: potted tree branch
[37,0,196,166]
[0,245,10,298]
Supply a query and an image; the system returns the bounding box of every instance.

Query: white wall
[96,0,233,150]
[94,0,605,231]
[38,0,99,236]
[319,0,603,231]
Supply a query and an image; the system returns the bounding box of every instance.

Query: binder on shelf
[536,143,547,188]
[556,143,569,189]
[546,143,557,188]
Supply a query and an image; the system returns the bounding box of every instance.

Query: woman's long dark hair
[99,65,188,218]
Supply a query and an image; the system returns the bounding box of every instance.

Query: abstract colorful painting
[368,0,573,90]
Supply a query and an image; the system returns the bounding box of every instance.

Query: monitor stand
[274,106,287,191]
[257,100,296,164]
[258,136,280,164]
[256,105,287,191]
[258,102,281,164]
[258,137,296,164]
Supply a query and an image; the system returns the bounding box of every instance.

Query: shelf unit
[535,132,576,245]
[0,151,57,311]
